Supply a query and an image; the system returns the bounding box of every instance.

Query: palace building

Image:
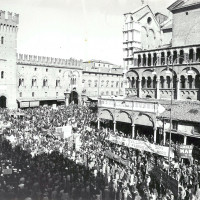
[0,11,123,109]
[98,0,200,146]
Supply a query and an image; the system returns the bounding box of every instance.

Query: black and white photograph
[0,0,200,199]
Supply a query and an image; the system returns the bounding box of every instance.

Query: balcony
[142,89,156,98]
[126,88,138,96]
[98,98,159,113]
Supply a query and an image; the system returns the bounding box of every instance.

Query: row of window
[19,91,60,98]
[19,78,61,87]
[33,67,62,73]
[86,80,123,88]
[101,91,119,96]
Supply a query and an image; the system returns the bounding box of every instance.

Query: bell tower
[0,11,19,108]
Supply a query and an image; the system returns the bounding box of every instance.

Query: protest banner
[105,150,130,167]
[74,134,82,150]
[192,146,200,161]
[55,125,72,139]
[106,135,174,158]
[2,168,12,175]
[178,145,193,159]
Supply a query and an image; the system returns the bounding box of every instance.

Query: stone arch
[142,69,154,79]
[99,109,114,121]
[135,113,154,127]
[180,67,199,77]
[160,67,177,77]
[116,111,132,123]
[126,70,139,78]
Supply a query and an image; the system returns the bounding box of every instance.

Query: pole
[167,57,173,175]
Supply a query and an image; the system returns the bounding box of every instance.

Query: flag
[157,104,165,114]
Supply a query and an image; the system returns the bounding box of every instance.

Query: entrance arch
[0,96,6,108]
[69,90,78,104]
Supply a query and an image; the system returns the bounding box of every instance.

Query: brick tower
[0,11,19,108]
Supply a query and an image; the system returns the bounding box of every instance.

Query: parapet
[0,10,19,25]
[16,53,83,68]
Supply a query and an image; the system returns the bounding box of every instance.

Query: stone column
[164,51,168,65]
[150,77,153,88]
[185,77,188,89]
[193,48,197,63]
[151,53,154,66]
[163,130,166,145]
[157,78,160,99]
[157,52,161,66]
[184,48,189,63]
[144,78,147,88]
[132,124,135,139]
[154,128,157,143]
[184,135,187,145]
[176,77,180,100]
[177,53,180,64]
[141,55,144,66]
[113,121,116,132]
[163,78,166,89]
[138,79,142,98]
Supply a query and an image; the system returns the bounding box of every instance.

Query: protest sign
[55,125,72,139]
[2,168,12,175]
[178,145,193,159]
[105,150,130,167]
[74,134,82,150]
[106,135,174,158]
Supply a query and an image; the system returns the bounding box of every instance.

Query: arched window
[32,78,37,87]
[1,71,4,79]
[106,80,109,87]
[94,80,98,87]
[181,75,185,89]
[56,79,60,87]
[43,79,48,87]
[1,37,4,44]
[19,92,22,97]
[88,80,91,87]
[19,78,24,86]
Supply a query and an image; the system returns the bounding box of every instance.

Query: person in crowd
[0,104,200,200]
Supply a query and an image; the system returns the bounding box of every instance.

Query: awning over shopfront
[88,96,98,101]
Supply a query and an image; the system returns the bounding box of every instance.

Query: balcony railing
[98,98,159,113]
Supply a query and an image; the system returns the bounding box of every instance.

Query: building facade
[82,60,124,98]
[99,0,200,147]
[0,11,124,109]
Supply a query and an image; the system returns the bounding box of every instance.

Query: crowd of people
[0,104,200,199]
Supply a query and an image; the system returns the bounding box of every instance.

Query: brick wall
[172,8,200,46]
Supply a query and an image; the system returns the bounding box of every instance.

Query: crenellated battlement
[0,10,19,25]
[16,54,83,68]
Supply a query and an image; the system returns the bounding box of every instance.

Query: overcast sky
[1,0,175,65]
